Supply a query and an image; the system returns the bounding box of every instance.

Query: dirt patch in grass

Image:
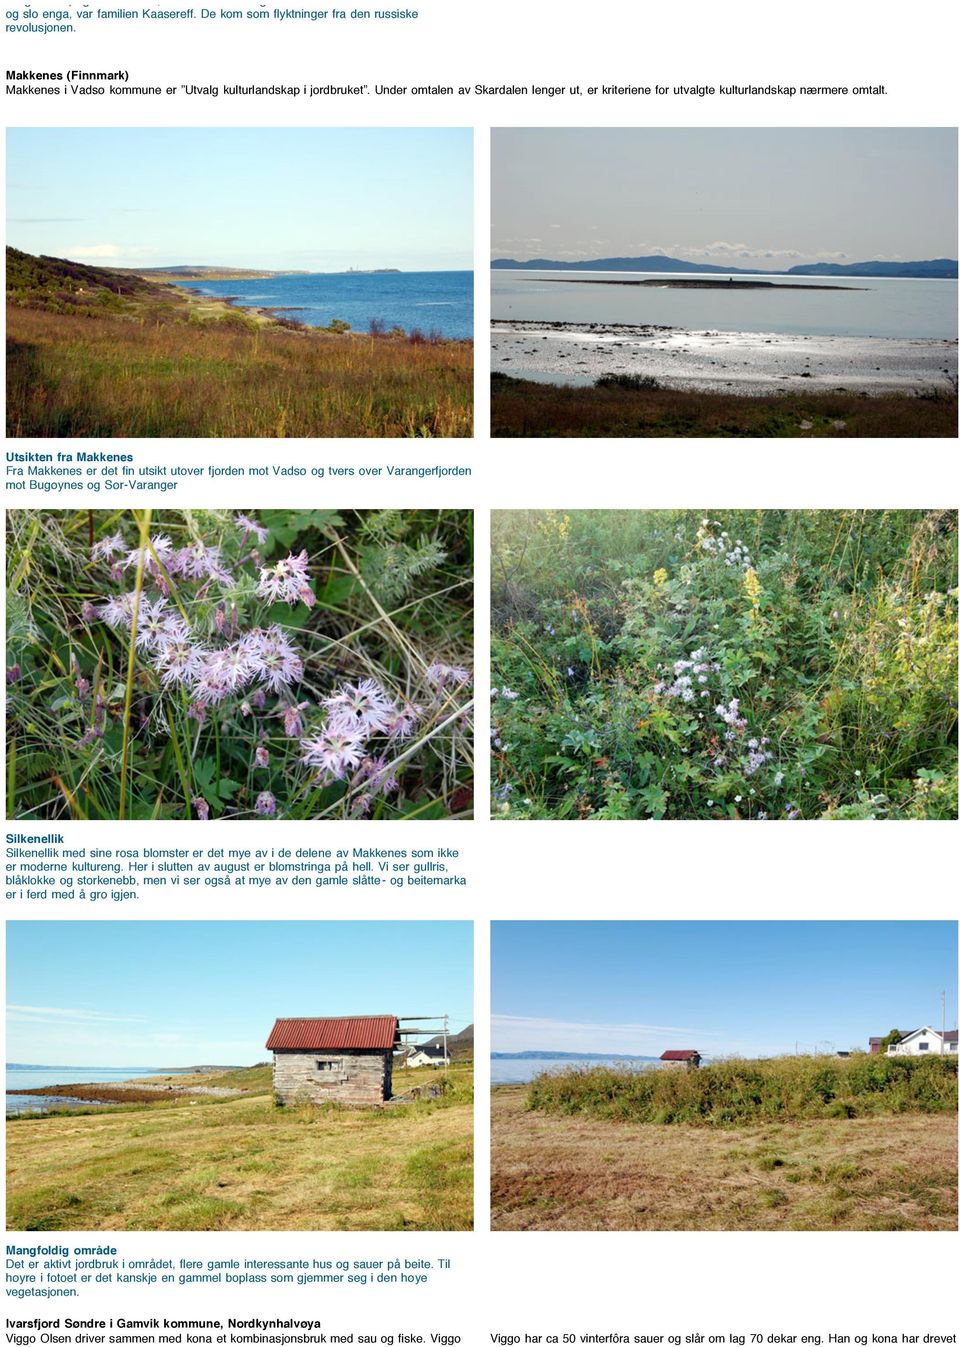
[7,1068,473,1231]
[490,373,957,438]
[491,1086,957,1231]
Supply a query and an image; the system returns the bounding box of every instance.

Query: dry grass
[6,1065,472,1232]
[491,1086,957,1231]
[490,373,957,438]
[6,305,473,438]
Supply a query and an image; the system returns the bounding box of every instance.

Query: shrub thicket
[526,1054,959,1126]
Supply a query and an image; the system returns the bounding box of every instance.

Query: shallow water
[6,1064,191,1114]
[491,270,957,341]
[172,271,474,339]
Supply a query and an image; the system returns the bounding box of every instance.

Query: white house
[405,1046,448,1068]
[886,1027,959,1056]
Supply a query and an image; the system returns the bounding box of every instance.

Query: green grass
[7,1064,473,1231]
[6,508,474,821]
[525,1054,958,1126]
[491,509,957,819]
[490,372,957,438]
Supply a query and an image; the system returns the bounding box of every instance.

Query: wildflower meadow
[491,510,957,820]
[6,509,473,820]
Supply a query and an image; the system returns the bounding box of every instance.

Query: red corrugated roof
[660,1049,700,1061]
[266,1016,399,1051]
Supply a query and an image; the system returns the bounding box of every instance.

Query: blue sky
[492,129,958,267]
[492,922,958,1057]
[6,921,472,1066]
[6,128,473,270]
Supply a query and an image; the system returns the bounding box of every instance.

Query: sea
[491,1056,665,1085]
[491,270,958,341]
[171,271,474,339]
[6,1064,193,1114]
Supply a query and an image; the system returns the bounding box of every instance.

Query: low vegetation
[490,372,957,438]
[6,1063,473,1231]
[491,509,957,819]
[525,1054,958,1125]
[491,1086,956,1231]
[7,508,473,820]
[6,249,472,438]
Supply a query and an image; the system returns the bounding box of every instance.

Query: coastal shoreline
[538,277,865,291]
[491,319,958,395]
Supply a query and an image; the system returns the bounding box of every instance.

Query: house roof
[266,1016,399,1051]
[660,1049,700,1061]
[409,1045,447,1058]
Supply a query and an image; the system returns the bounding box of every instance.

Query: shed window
[316,1059,343,1071]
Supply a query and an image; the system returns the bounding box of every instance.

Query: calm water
[491,270,958,340]
[6,1064,192,1114]
[491,1056,663,1085]
[173,271,473,339]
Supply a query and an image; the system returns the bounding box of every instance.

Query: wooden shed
[660,1049,702,1069]
[266,1015,400,1106]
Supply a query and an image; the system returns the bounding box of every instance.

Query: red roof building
[660,1049,702,1068]
[266,1016,401,1106]
[266,1015,399,1051]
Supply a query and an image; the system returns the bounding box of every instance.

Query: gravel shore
[491,321,958,395]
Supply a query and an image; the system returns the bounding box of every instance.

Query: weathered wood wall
[273,1049,392,1106]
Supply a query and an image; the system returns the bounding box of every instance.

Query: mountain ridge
[492,254,958,280]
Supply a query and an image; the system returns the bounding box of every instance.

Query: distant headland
[492,254,959,280]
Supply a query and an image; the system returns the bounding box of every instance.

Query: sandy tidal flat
[491,321,958,395]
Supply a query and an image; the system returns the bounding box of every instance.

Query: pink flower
[255,790,277,817]
[282,701,309,737]
[300,716,366,780]
[256,551,312,606]
[255,745,270,768]
[235,513,269,545]
[192,797,210,821]
[322,678,395,734]
[91,531,125,562]
[246,626,304,693]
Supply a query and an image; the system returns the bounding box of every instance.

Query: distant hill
[491,1050,658,1061]
[492,255,757,275]
[420,1024,473,1057]
[787,259,957,278]
[114,266,311,281]
[492,254,958,280]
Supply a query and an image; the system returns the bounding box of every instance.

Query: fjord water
[174,271,473,339]
[491,271,958,340]
[6,1063,190,1113]
[492,1057,662,1085]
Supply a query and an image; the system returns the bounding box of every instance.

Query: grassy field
[6,249,472,438]
[6,1063,473,1232]
[490,373,957,438]
[491,1086,957,1231]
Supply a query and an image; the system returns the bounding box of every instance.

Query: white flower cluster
[696,520,753,569]
[655,648,720,704]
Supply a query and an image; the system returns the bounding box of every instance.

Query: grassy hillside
[492,1086,956,1231]
[491,372,957,438]
[6,247,472,438]
[525,1054,958,1125]
[7,1064,472,1231]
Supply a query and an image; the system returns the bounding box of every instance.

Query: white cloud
[492,1013,724,1055]
[7,1004,148,1025]
[69,244,156,260]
